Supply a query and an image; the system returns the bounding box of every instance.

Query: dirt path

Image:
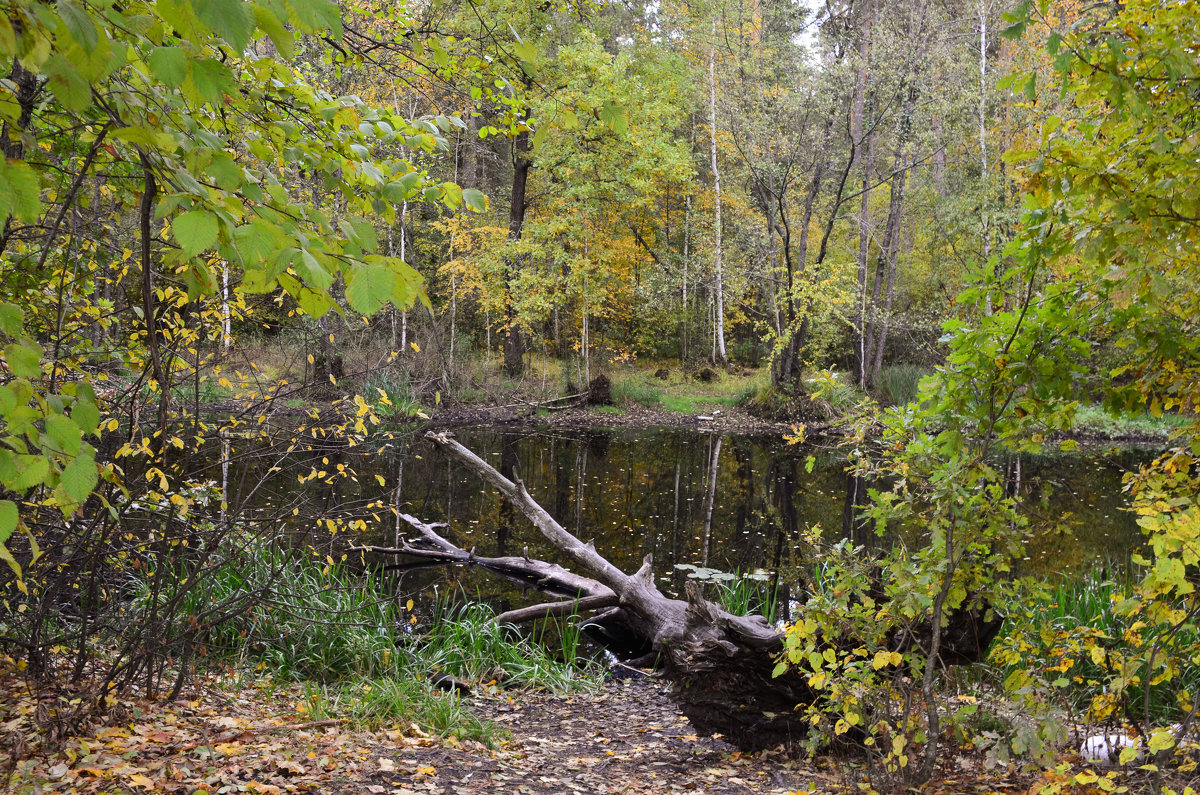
[359,678,830,795]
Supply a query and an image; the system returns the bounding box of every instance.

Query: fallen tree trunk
[422,431,814,749]
[352,514,614,603]
[381,431,999,750]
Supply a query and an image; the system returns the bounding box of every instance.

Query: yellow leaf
[872,650,891,670]
[1148,728,1176,752]
[127,773,156,789]
[375,474,386,486]
[410,342,420,352]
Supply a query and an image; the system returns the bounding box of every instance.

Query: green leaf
[345,263,396,315]
[46,415,82,457]
[71,397,100,436]
[57,0,98,50]
[513,40,538,64]
[148,46,189,88]
[44,54,92,111]
[384,171,421,202]
[173,210,219,257]
[233,221,278,266]
[188,58,233,105]
[0,500,16,545]
[599,101,627,135]
[182,260,217,297]
[290,0,342,35]
[0,302,23,336]
[462,188,487,213]
[295,287,336,318]
[4,342,41,379]
[294,249,334,291]
[6,455,49,492]
[58,448,97,509]
[1001,19,1027,39]
[253,4,295,59]
[206,153,243,190]
[0,158,41,224]
[195,0,254,53]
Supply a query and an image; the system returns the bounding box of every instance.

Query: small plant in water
[675,564,779,624]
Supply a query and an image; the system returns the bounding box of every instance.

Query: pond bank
[426,403,821,438]
[422,400,1182,447]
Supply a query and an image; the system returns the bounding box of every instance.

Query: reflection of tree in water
[212,428,1151,608]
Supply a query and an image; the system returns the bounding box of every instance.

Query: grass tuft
[875,364,928,406]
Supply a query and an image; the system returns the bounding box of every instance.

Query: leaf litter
[3,665,1042,794]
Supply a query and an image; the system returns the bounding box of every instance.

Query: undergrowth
[1073,404,1192,439]
[131,537,593,743]
[992,570,1200,726]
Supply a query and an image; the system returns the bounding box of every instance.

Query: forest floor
[4,669,1049,795]
[426,402,817,438]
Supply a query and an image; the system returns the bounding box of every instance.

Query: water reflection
[217,426,1153,610]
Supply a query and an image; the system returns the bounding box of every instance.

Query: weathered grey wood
[495,595,619,625]
[350,514,614,601]
[425,431,807,748]
[393,433,998,750]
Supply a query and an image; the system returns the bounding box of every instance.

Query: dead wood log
[426,430,809,749]
[381,432,998,750]
[351,515,615,602]
[495,594,619,625]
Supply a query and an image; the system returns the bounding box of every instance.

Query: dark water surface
[219,425,1153,612]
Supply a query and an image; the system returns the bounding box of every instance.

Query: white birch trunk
[708,22,728,364]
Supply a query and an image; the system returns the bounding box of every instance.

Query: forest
[1,0,1199,792]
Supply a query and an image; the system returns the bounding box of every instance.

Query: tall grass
[875,364,928,406]
[675,564,780,623]
[424,599,595,694]
[609,375,663,408]
[140,540,406,681]
[298,677,503,745]
[1073,404,1193,438]
[133,537,592,741]
[362,369,422,418]
[712,574,780,624]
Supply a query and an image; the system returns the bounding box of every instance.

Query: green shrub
[992,571,1200,724]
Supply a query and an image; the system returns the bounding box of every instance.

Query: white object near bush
[1080,734,1142,765]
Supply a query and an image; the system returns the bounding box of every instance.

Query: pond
[214,424,1155,618]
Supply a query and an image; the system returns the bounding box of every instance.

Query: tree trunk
[708,23,728,365]
[504,127,532,378]
[852,0,876,391]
